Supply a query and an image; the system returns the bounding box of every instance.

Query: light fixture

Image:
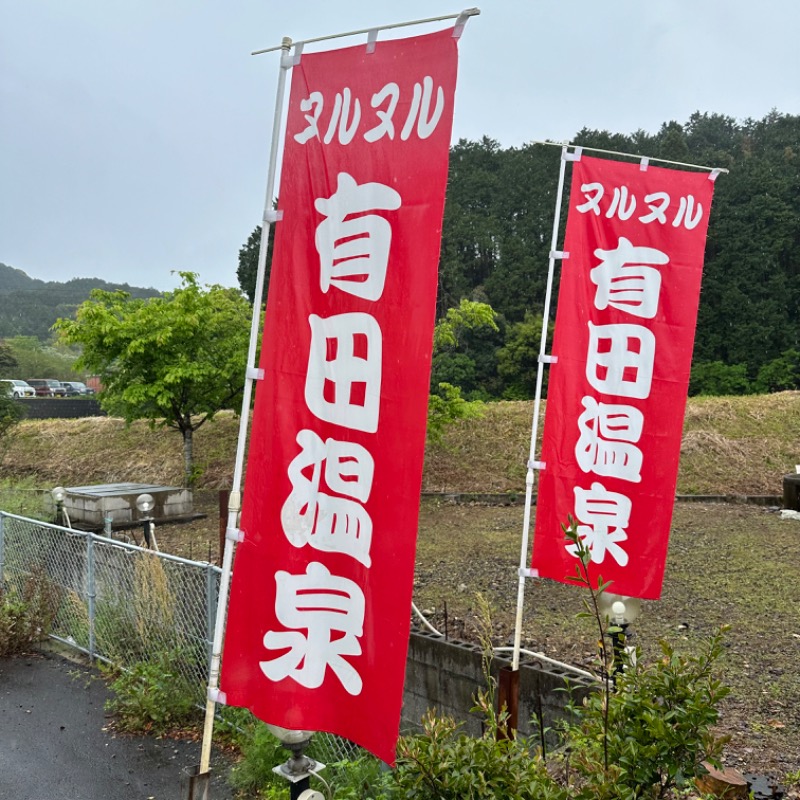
[135,493,157,550]
[597,592,641,626]
[266,724,324,800]
[51,486,71,527]
[135,493,155,514]
[597,592,642,678]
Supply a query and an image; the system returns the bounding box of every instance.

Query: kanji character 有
[590,236,667,319]
[315,172,401,301]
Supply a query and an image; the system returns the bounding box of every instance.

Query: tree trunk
[183,425,194,487]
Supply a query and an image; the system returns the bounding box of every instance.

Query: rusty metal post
[218,489,230,563]
[181,765,211,800]
[497,666,519,739]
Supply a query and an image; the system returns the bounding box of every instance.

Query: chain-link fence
[0,510,359,764]
[0,510,218,706]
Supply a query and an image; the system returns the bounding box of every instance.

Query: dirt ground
[155,492,800,782]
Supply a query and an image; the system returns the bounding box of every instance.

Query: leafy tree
[689,361,751,396]
[431,300,501,399]
[754,348,800,392]
[56,273,251,485]
[237,221,275,304]
[4,336,78,379]
[0,391,21,445]
[496,312,552,400]
[0,342,18,378]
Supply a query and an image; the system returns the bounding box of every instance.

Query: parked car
[60,381,95,396]
[27,379,67,397]
[1,379,36,398]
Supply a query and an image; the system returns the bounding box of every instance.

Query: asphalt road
[0,649,233,800]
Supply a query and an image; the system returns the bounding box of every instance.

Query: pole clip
[246,367,265,381]
[207,687,227,705]
[226,527,245,544]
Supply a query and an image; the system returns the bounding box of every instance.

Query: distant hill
[0,263,161,340]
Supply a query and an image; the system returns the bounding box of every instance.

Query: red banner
[532,155,716,599]
[220,29,458,763]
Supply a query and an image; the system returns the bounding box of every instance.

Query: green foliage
[427,383,484,444]
[0,390,22,444]
[4,335,79,380]
[56,272,251,484]
[496,312,551,399]
[689,361,751,396]
[560,636,730,800]
[103,649,201,735]
[396,708,563,800]
[0,479,48,518]
[0,569,60,657]
[754,348,800,392]
[395,527,730,800]
[237,221,275,304]
[0,341,18,376]
[227,720,293,795]
[431,300,503,400]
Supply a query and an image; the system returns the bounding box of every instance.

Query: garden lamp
[51,486,70,527]
[135,493,157,550]
[597,592,642,675]
[266,724,324,800]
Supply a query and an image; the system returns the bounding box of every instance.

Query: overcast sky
[1,1,797,292]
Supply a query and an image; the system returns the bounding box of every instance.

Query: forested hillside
[0,264,161,339]
[237,110,799,399]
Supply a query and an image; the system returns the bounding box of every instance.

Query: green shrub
[0,569,60,656]
[103,649,201,734]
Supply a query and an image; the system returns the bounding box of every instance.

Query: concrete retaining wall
[13,398,106,419]
[403,629,594,739]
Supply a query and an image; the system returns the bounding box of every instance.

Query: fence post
[205,564,217,672]
[0,513,5,590]
[87,533,96,659]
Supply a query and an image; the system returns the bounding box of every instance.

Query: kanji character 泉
[260,562,365,695]
[567,482,632,567]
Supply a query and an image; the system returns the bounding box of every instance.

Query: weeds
[103,649,201,735]
[0,568,60,656]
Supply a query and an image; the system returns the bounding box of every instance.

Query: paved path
[0,649,233,800]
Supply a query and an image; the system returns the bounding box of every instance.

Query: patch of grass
[0,477,49,519]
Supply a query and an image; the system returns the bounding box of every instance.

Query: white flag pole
[511,145,574,672]
[199,36,294,775]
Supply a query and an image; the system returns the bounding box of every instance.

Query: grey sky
[1,1,797,292]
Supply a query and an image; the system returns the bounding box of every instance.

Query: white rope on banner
[198,36,294,775]
[530,139,729,175]
[251,8,481,55]
[510,145,573,673]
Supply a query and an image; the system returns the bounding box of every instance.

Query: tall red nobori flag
[532,155,717,600]
[220,29,459,764]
